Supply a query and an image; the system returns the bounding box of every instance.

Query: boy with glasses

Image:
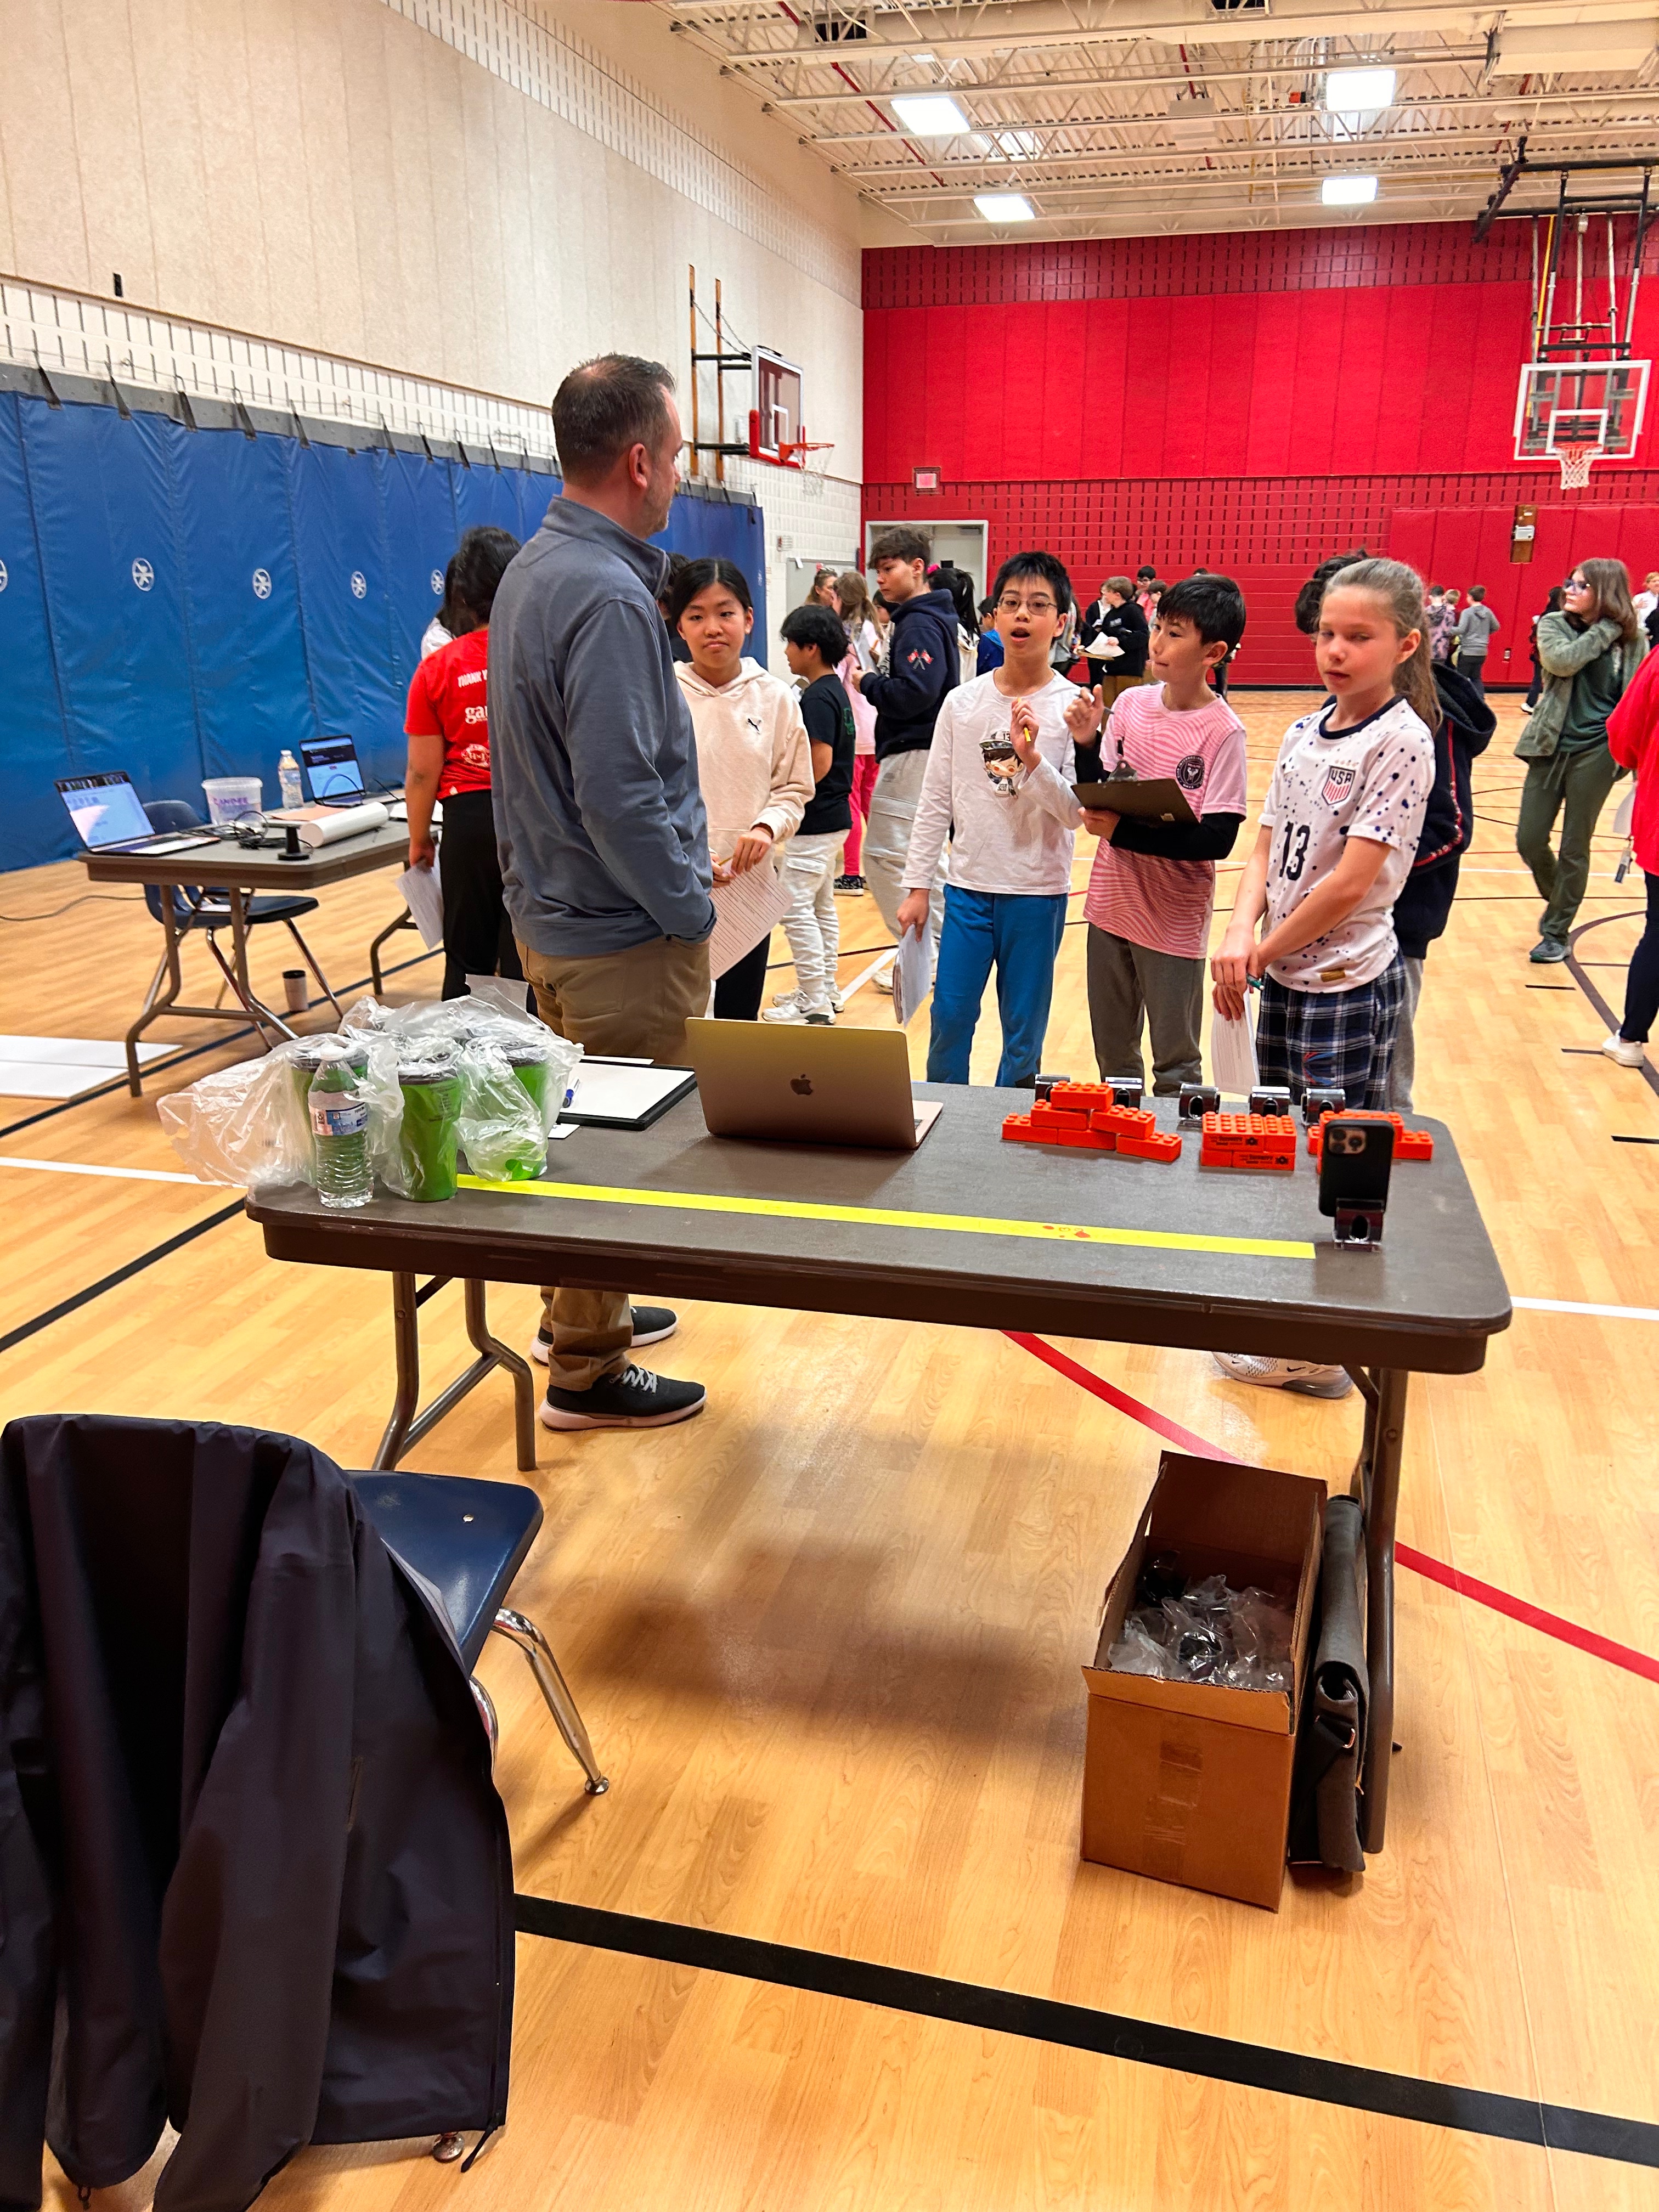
[896,551,1097,1085]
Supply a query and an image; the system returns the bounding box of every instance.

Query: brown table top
[248,1086,1511,1374]
[82,819,410,892]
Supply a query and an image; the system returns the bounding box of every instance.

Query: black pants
[1622,869,1659,1042]
[712,931,771,1020]
[1463,661,1487,699]
[438,788,523,1000]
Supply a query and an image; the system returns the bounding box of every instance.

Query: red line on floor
[1006,1331,1659,1686]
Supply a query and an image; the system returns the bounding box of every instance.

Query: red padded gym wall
[862,222,1659,684]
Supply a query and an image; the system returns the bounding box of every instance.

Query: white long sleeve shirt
[901,671,1083,898]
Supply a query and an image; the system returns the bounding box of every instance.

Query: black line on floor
[0,945,441,1142]
[1566,914,1659,1105]
[1612,1133,1659,1144]
[511,1897,1659,2168]
[1525,983,1574,991]
[0,1199,245,1358]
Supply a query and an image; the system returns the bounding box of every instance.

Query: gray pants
[1385,955,1425,1112]
[864,747,945,973]
[1086,925,1203,1094]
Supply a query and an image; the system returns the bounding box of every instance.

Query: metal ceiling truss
[661,0,1659,240]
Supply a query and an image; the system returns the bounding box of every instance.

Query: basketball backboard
[750,346,804,465]
[1515,357,1650,484]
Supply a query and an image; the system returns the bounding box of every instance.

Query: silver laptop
[299,733,365,803]
[687,1018,943,1150]
[56,772,216,855]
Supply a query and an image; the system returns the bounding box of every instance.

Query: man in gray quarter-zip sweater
[489,354,714,1433]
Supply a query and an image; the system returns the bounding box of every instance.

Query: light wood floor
[6,690,1657,2212]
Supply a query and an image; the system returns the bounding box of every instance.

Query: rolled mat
[1288,1495,1369,1872]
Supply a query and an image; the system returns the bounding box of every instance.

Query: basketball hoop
[1551,438,1602,490]
[781,438,834,498]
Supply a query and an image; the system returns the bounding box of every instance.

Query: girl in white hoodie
[669,558,815,1018]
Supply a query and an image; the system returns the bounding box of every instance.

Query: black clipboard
[557,1059,697,1130]
[1073,777,1198,826]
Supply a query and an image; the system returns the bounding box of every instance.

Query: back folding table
[247,1083,1511,1853]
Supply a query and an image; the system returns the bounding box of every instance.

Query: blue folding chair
[349,1469,608,1793]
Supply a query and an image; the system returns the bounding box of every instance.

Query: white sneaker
[772,985,846,1012]
[871,962,895,995]
[1601,1030,1647,1068]
[1210,1352,1352,1400]
[763,1001,834,1024]
[771,988,803,1008]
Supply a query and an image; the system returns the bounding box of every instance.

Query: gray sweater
[1455,602,1500,660]
[488,498,715,957]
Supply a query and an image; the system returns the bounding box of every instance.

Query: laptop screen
[57,772,156,849]
[300,735,364,802]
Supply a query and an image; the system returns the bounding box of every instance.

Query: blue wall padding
[0,391,766,873]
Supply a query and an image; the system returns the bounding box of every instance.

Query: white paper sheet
[708,865,791,981]
[560,1060,693,1126]
[1210,1001,1259,1098]
[398,858,444,950]
[891,924,932,1029]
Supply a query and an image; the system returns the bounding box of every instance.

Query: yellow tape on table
[456,1174,1314,1262]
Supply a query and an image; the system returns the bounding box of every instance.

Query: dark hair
[1159,571,1245,649]
[870,525,931,566]
[1545,584,1566,612]
[935,561,979,635]
[1315,557,1441,730]
[1469,584,1486,601]
[1575,556,1639,642]
[1136,565,1155,582]
[1294,550,1372,635]
[989,549,1074,618]
[781,602,848,667]
[657,549,691,614]
[552,354,675,484]
[435,553,459,633]
[664,556,753,629]
[448,526,521,627]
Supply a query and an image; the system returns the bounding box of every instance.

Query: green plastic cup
[398,1057,462,1201]
[291,1041,366,1120]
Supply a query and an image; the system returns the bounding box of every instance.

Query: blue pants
[926,885,1069,1087]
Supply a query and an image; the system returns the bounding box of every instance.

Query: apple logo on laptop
[791,1075,814,1096]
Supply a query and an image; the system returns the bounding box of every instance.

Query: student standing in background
[1430,587,1460,665]
[1526,585,1565,706]
[1454,585,1499,698]
[669,557,814,1020]
[1516,557,1642,962]
[849,526,961,981]
[768,603,857,1025]
[1078,576,1151,721]
[1601,638,1659,1066]
[833,568,881,892]
[404,526,524,1000]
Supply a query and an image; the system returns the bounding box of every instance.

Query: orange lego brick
[1002,1114,1041,1143]
[1048,1083,1114,1112]
[1092,1104,1156,1139]
[1308,1111,1432,1163]
[1117,1130,1182,1162]
[1056,1125,1116,1150]
[1030,1103,1090,1132]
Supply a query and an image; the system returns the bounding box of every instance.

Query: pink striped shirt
[1083,683,1249,959]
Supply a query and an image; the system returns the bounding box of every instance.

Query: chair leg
[489,1607,609,1793]
[470,1675,499,1769]
[284,917,344,1018]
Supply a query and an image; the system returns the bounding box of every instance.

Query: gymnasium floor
[6,688,1657,2212]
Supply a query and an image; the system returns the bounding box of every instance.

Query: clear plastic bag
[159,1035,368,1191]
[1105,1571,1294,1692]
[455,1040,546,1181]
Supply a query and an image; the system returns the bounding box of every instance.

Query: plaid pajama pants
[1255,956,1406,1111]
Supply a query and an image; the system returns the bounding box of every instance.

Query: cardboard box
[1081,1454,1325,1911]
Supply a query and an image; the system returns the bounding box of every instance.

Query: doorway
[864,517,989,607]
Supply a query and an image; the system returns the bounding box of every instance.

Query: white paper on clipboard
[1210,998,1259,1097]
[891,925,932,1028]
[708,865,792,980]
[397,858,444,950]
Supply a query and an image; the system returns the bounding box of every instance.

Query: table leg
[372,1275,538,1473]
[126,897,187,1096]
[1351,1364,1407,1854]
[369,910,418,997]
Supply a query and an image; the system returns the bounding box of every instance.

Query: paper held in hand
[891,924,932,1028]
[397,857,444,950]
[1210,997,1259,1098]
[708,864,792,981]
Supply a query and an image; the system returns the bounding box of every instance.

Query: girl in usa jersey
[1212,558,1435,1113]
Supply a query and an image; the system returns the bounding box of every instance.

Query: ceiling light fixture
[892,93,970,134]
[1323,65,1396,135]
[975,192,1036,222]
[1321,174,1379,205]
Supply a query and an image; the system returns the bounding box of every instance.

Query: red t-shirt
[405,627,494,798]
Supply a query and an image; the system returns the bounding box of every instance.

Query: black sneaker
[538,1364,707,1431]
[835,873,865,894]
[528,1304,678,1364]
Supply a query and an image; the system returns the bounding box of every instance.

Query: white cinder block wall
[0,0,867,662]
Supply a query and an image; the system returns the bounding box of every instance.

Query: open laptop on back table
[687,1017,943,1150]
[57,773,216,855]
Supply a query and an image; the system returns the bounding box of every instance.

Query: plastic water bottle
[308,1053,373,1209]
[278,749,304,812]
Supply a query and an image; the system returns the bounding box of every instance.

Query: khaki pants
[518,934,711,1391]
